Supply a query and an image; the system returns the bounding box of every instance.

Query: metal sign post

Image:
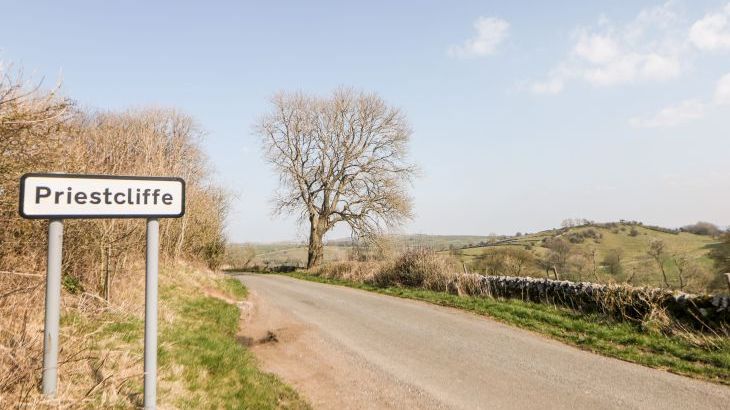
[20,173,185,408]
[144,218,159,409]
[41,219,63,396]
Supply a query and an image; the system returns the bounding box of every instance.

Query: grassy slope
[235,226,716,272]
[286,272,730,385]
[452,224,719,291]
[64,267,308,409]
[458,225,715,261]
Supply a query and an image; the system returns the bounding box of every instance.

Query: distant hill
[448,222,722,293]
[327,234,502,251]
[228,222,725,293]
[231,235,502,267]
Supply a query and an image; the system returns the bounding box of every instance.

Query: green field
[245,244,351,267]
[231,222,724,293]
[449,223,722,293]
[229,235,498,268]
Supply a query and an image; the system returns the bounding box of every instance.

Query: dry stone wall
[464,275,730,330]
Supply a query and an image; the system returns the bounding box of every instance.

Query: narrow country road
[236,274,729,410]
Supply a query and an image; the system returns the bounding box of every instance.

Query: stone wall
[463,275,730,330]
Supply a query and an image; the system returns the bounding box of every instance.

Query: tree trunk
[659,263,669,288]
[306,216,325,269]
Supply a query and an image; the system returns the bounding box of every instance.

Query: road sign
[20,173,185,219]
[20,173,184,409]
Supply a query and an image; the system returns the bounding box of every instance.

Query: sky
[2,1,729,242]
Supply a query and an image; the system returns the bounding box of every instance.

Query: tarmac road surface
[236,274,729,410]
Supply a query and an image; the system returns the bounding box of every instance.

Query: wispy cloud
[715,72,730,104]
[531,2,684,93]
[689,3,730,51]
[629,99,706,128]
[630,71,730,128]
[448,17,509,59]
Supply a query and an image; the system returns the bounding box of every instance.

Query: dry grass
[1,262,146,408]
[0,62,245,407]
[309,249,729,334]
[0,260,301,408]
[313,248,460,292]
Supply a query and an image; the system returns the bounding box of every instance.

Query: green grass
[285,272,730,385]
[449,224,721,293]
[218,276,249,299]
[158,280,308,409]
[62,270,307,409]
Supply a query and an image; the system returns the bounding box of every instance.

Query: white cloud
[531,77,564,95]
[714,72,730,104]
[634,1,679,29]
[629,99,706,128]
[530,64,574,94]
[449,17,509,58]
[582,53,680,87]
[531,2,683,94]
[689,4,730,51]
[631,71,730,128]
[573,33,620,64]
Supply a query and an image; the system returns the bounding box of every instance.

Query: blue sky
[2,1,729,242]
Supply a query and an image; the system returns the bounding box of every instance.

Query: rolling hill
[228,222,726,293]
[448,222,723,293]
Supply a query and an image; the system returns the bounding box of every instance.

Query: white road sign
[20,173,185,219]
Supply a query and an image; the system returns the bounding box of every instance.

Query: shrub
[0,63,230,402]
[681,222,722,237]
[602,249,623,275]
[313,261,381,283]
[373,248,458,291]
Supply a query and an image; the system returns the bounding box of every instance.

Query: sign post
[144,218,159,409]
[42,218,63,396]
[20,173,185,409]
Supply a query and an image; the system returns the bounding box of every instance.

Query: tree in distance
[648,239,669,287]
[602,248,624,276]
[257,88,416,268]
[681,221,722,237]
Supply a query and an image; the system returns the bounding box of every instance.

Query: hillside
[234,222,725,293]
[450,222,723,293]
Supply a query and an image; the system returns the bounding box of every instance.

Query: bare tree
[228,244,257,269]
[542,237,571,277]
[588,247,599,281]
[257,88,416,268]
[602,248,623,276]
[502,247,534,276]
[672,254,689,290]
[648,239,669,288]
[568,252,590,281]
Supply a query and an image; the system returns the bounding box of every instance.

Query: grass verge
[52,266,308,409]
[285,271,730,385]
[158,275,306,409]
